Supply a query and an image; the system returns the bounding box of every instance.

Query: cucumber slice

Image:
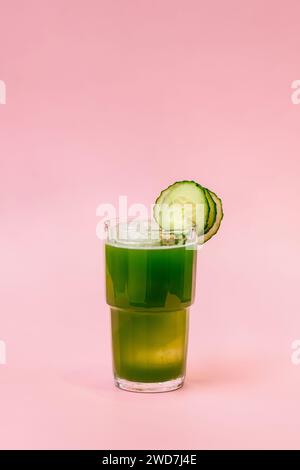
[203,188,217,233]
[203,190,223,243]
[153,181,210,235]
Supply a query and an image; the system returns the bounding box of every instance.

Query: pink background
[1,0,300,450]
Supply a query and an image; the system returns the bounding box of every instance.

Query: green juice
[105,242,197,384]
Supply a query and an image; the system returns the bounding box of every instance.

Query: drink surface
[105,242,197,383]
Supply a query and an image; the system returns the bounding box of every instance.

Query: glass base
[114,376,184,393]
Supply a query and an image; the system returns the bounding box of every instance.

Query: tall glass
[105,220,197,392]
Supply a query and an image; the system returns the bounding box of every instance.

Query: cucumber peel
[202,190,223,243]
[203,188,217,233]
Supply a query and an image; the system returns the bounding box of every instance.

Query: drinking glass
[105,220,197,392]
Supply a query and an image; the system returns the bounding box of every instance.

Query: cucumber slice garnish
[154,181,223,244]
[203,188,217,233]
[153,180,210,235]
[202,190,223,243]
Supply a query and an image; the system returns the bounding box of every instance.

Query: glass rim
[104,218,198,248]
[104,217,197,232]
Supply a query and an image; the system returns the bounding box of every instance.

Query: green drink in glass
[104,180,224,392]
[105,220,197,392]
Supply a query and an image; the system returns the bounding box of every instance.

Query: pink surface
[1,0,300,449]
